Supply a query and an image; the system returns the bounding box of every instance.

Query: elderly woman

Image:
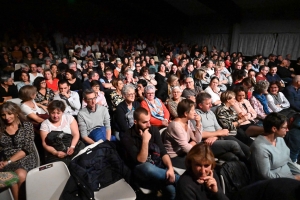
[204,77,222,108]
[139,67,157,86]
[167,86,185,119]
[33,77,55,106]
[44,69,59,93]
[40,100,81,164]
[115,85,140,134]
[0,76,18,103]
[249,81,272,120]
[65,69,82,91]
[216,91,264,145]
[140,85,170,127]
[110,78,124,111]
[0,102,37,200]
[232,86,258,124]
[266,81,290,113]
[176,143,229,200]
[164,99,202,168]
[250,113,300,181]
[17,71,32,91]
[82,80,107,108]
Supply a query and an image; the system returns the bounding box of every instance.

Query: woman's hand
[67,147,75,155]
[57,151,67,158]
[202,170,218,193]
[0,161,8,169]
[162,119,169,127]
[41,100,49,105]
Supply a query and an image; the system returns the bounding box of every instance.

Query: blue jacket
[283,85,300,112]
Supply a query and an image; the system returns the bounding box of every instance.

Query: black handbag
[45,131,84,165]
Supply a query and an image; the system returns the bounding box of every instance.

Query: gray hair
[121,84,135,96]
[172,86,182,92]
[125,69,134,74]
[83,89,95,99]
[0,75,11,84]
[144,85,156,94]
[254,80,270,93]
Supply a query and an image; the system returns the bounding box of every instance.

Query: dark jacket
[61,141,131,200]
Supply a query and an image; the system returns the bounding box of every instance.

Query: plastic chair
[72,141,136,200]
[26,162,70,200]
[6,98,22,106]
[95,52,101,59]
[68,49,74,58]
[0,189,14,200]
[14,63,22,71]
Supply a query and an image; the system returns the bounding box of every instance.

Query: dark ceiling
[1,0,300,37]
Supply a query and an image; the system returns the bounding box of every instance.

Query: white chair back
[15,63,22,71]
[95,52,101,59]
[26,162,70,200]
[0,189,14,200]
[68,49,74,57]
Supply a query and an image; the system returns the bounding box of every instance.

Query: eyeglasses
[126,93,135,96]
[86,97,97,102]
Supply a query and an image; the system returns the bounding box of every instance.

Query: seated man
[283,75,300,112]
[54,80,81,116]
[255,65,269,82]
[182,77,202,102]
[266,65,284,87]
[120,107,179,200]
[78,89,115,144]
[195,92,250,161]
[82,71,104,91]
[100,68,115,91]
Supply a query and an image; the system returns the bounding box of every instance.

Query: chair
[95,52,101,59]
[72,141,136,200]
[26,162,70,200]
[153,56,160,63]
[32,142,40,167]
[14,63,22,71]
[0,189,14,200]
[6,98,22,106]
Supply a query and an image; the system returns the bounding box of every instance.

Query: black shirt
[0,84,18,102]
[120,125,167,169]
[277,66,292,78]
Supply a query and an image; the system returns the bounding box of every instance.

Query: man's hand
[162,119,168,127]
[205,137,218,146]
[140,128,151,142]
[57,151,67,158]
[166,168,176,183]
[218,129,229,136]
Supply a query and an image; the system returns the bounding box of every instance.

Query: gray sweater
[250,135,300,181]
[77,105,111,138]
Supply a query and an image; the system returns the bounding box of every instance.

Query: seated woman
[266,81,290,113]
[167,86,185,119]
[40,100,81,164]
[216,91,264,145]
[0,76,18,103]
[0,102,37,200]
[44,69,59,94]
[139,67,157,86]
[249,80,272,120]
[109,78,124,111]
[19,85,48,125]
[16,71,32,91]
[211,65,228,92]
[140,85,170,127]
[33,77,55,106]
[232,86,259,124]
[166,75,180,99]
[155,63,169,90]
[205,77,222,110]
[250,112,300,181]
[115,85,140,135]
[194,69,210,90]
[176,143,229,200]
[65,69,82,91]
[164,99,202,168]
[82,80,107,108]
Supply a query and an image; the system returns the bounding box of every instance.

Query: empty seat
[26,162,70,200]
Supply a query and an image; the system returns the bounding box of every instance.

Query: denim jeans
[134,162,180,200]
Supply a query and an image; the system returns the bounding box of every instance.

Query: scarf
[145,97,165,120]
[252,91,270,115]
[270,93,283,105]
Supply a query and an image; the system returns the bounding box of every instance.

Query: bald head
[293,75,300,83]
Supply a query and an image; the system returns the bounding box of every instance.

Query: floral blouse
[249,96,272,120]
[110,90,124,111]
[34,88,55,105]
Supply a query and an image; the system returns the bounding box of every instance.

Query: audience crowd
[1,33,300,200]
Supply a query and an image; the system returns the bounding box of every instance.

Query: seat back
[95,52,101,59]
[0,189,14,200]
[68,49,74,57]
[26,162,70,200]
[15,63,22,71]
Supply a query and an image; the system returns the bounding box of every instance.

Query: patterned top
[34,88,55,105]
[167,97,185,119]
[249,96,272,120]
[110,91,124,111]
[0,122,37,172]
[215,104,239,131]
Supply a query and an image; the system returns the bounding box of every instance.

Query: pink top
[164,120,202,158]
[249,96,272,120]
[232,99,257,125]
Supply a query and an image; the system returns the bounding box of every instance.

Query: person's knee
[15,169,27,183]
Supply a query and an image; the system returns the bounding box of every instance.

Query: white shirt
[40,114,74,134]
[20,100,46,117]
[205,86,221,105]
[29,73,43,82]
[53,91,81,116]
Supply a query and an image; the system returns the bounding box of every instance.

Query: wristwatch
[7,160,12,165]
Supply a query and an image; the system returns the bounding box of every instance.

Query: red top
[140,99,170,127]
[256,73,267,82]
[46,78,59,92]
